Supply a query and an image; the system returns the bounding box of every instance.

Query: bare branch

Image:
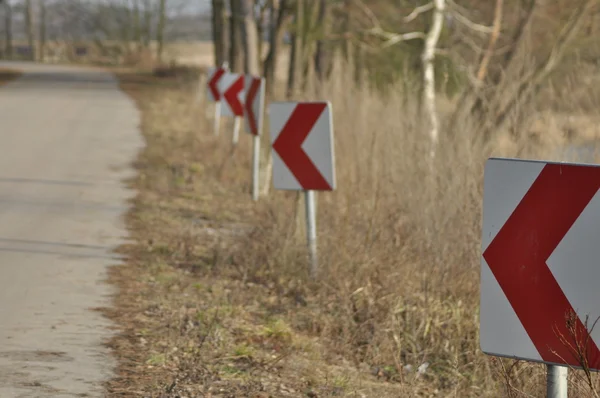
[476,0,503,83]
[355,0,439,50]
[403,1,434,23]
[486,0,597,138]
[447,0,493,33]
[366,27,426,47]
[354,0,381,29]
[457,33,487,54]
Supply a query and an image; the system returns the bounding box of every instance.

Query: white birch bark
[422,0,445,162]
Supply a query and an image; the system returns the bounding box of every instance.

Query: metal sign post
[214,101,221,136]
[547,365,568,398]
[243,76,265,202]
[269,101,335,278]
[252,135,260,201]
[232,116,241,145]
[304,190,318,277]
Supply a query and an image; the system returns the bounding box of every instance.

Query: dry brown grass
[104,60,600,397]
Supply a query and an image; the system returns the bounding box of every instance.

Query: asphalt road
[0,62,143,397]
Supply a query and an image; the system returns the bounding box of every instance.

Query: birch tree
[364,0,449,162]
[422,0,445,162]
[361,0,508,161]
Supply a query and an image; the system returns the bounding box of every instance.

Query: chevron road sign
[481,158,600,373]
[219,73,244,118]
[244,76,265,136]
[244,75,265,201]
[206,67,226,102]
[269,101,336,278]
[269,102,335,191]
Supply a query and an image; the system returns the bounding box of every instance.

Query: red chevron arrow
[208,68,225,101]
[272,103,330,190]
[483,164,600,368]
[245,78,260,135]
[223,76,244,117]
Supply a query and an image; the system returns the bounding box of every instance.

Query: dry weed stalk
[552,311,600,397]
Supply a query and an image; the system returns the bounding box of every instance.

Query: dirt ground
[0,68,22,84]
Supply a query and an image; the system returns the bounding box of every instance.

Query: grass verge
[104,64,600,397]
[105,69,413,397]
[0,68,22,85]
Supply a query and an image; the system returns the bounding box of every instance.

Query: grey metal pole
[214,102,221,136]
[305,190,318,278]
[252,135,260,201]
[232,116,241,145]
[547,365,568,398]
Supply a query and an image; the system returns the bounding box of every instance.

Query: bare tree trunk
[264,0,290,97]
[229,0,243,72]
[341,0,363,86]
[256,3,267,62]
[4,2,12,59]
[132,0,141,49]
[446,0,512,135]
[354,42,365,87]
[240,0,259,75]
[261,0,289,197]
[25,0,35,61]
[156,0,167,62]
[482,0,596,140]
[341,0,353,60]
[264,0,280,95]
[142,0,152,48]
[475,0,503,83]
[211,0,226,66]
[422,0,445,162]
[301,1,319,91]
[314,0,332,81]
[495,0,537,84]
[39,0,46,62]
[286,0,303,98]
[287,32,298,98]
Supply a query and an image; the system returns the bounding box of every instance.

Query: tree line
[212,0,600,155]
[0,0,203,62]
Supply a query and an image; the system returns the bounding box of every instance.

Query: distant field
[3,40,290,79]
[163,40,290,80]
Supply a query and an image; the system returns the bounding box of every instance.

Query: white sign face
[243,76,265,136]
[480,157,600,370]
[206,67,225,102]
[269,101,336,191]
[218,72,244,117]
